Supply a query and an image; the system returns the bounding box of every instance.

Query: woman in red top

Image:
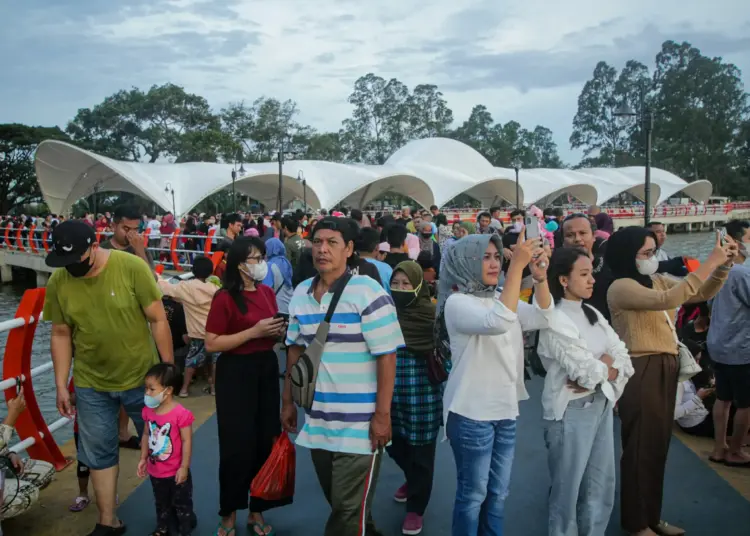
[204,237,288,536]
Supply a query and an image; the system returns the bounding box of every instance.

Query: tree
[66,83,221,163]
[451,106,564,168]
[651,41,749,194]
[407,84,454,139]
[0,124,68,214]
[570,61,630,166]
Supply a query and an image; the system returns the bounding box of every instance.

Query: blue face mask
[144,389,166,409]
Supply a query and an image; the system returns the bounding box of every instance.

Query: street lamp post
[164,182,176,215]
[614,86,654,226]
[513,165,521,209]
[297,171,307,211]
[277,136,296,213]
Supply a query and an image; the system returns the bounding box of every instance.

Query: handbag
[427,310,451,385]
[663,311,702,382]
[290,273,352,409]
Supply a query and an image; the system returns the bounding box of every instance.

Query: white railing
[0,307,74,458]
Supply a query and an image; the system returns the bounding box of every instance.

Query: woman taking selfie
[205,237,289,536]
[538,247,634,536]
[606,228,735,536]
[440,230,551,536]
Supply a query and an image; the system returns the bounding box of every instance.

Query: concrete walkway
[115,378,750,535]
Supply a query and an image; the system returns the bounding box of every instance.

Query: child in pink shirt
[137,364,196,536]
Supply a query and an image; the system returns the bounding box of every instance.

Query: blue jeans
[544,392,615,536]
[75,385,145,470]
[446,412,516,536]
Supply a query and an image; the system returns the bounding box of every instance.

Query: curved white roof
[34,138,712,216]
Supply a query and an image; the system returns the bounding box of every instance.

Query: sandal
[69,495,91,512]
[248,521,275,536]
[214,523,235,536]
[202,385,216,396]
[178,391,189,398]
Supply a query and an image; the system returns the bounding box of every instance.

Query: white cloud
[1,0,748,164]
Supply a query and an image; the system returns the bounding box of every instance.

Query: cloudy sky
[2,0,749,164]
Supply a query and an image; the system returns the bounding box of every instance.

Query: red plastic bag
[250,432,296,501]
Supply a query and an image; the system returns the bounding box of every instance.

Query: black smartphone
[274,313,289,322]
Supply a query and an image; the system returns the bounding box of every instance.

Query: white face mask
[244,260,268,281]
[635,256,659,276]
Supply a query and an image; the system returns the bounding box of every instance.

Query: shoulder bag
[290,273,352,409]
[663,311,702,382]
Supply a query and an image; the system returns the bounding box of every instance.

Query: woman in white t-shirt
[438,231,551,536]
[537,247,633,536]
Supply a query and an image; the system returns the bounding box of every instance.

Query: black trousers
[151,472,195,534]
[215,350,291,516]
[386,435,437,515]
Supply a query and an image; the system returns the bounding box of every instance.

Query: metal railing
[365,202,750,222]
[0,228,225,273]
[1,288,71,469]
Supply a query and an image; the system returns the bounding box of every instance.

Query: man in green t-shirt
[43,220,173,536]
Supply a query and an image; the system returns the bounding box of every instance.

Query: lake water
[0,231,726,448]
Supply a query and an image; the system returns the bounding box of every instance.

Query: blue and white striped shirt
[286,274,404,454]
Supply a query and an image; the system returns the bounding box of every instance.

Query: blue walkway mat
[119,378,750,535]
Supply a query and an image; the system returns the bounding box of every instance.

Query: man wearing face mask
[42,220,173,536]
[708,219,750,468]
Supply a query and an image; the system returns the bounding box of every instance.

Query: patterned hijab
[437,233,503,315]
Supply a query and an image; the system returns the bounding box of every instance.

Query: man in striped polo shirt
[282,217,404,536]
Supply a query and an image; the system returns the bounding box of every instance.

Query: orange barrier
[28,225,38,254]
[2,289,71,471]
[143,227,151,247]
[170,230,182,272]
[203,229,216,256]
[42,229,50,253]
[3,226,11,250]
[211,251,224,271]
[15,228,25,252]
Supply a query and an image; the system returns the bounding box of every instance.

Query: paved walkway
[115,378,750,535]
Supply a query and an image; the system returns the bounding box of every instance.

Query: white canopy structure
[34,137,712,216]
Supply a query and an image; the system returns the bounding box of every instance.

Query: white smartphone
[719,227,728,247]
[524,216,540,240]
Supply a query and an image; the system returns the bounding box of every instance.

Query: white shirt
[443,290,552,431]
[675,380,709,428]
[655,248,670,262]
[538,299,634,421]
[147,219,161,239]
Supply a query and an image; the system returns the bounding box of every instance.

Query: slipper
[214,524,235,536]
[202,385,216,396]
[178,391,189,398]
[119,436,140,449]
[708,456,725,464]
[248,522,275,536]
[69,495,91,512]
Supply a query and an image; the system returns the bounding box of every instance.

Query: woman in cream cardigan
[538,247,634,536]
[606,227,735,536]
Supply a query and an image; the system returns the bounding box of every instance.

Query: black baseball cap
[45,220,97,268]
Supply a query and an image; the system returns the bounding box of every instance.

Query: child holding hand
[137,364,196,536]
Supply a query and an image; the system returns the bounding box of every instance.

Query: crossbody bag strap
[313,272,353,342]
[662,311,680,344]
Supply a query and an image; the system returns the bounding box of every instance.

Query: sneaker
[402,513,423,535]
[393,483,407,503]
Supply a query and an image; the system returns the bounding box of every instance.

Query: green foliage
[0,123,68,214]
[571,40,749,197]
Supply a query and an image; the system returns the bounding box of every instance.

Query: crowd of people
[1,201,748,536]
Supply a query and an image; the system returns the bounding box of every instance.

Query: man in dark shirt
[383,223,411,268]
[561,213,613,321]
[218,213,242,252]
[282,216,304,270]
[99,205,153,269]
